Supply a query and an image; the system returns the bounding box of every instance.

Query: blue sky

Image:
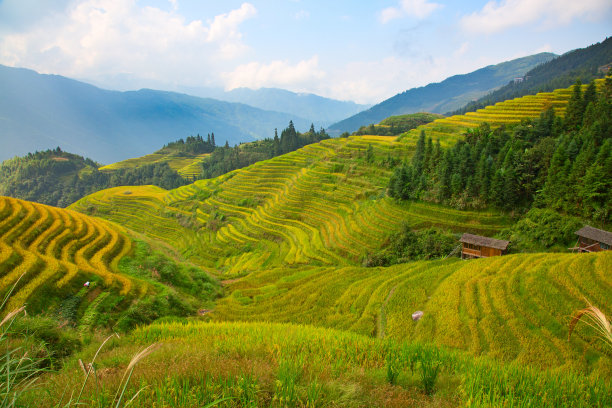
[0,0,610,104]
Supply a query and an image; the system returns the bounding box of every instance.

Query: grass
[22,321,612,407]
[569,300,611,350]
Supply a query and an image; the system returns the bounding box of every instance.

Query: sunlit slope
[400,79,604,147]
[215,251,612,372]
[0,196,141,317]
[71,136,510,272]
[99,151,210,179]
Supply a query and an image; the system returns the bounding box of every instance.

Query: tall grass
[569,300,611,350]
[0,276,44,407]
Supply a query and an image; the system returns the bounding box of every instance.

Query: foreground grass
[23,321,611,407]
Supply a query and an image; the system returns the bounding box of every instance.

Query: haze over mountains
[0,51,589,164]
[0,65,328,163]
[175,86,370,126]
[329,52,557,134]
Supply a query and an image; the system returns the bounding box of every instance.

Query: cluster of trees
[201,121,329,179]
[389,78,611,224]
[161,133,217,155]
[453,37,611,115]
[353,113,443,136]
[364,226,457,267]
[0,148,187,207]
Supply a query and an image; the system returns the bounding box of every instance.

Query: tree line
[161,133,217,155]
[200,121,329,179]
[0,148,187,207]
[388,78,612,224]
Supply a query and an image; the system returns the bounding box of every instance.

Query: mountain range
[0,65,328,164]
[329,52,557,134]
[175,86,370,126]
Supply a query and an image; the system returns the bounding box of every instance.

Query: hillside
[68,80,609,271]
[0,149,187,207]
[214,252,611,373]
[0,195,219,331]
[99,123,331,181]
[329,52,556,134]
[352,113,444,136]
[399,79,606,146]
[455,37,612,115]
[0,65,317,163]
[71,139,512,271]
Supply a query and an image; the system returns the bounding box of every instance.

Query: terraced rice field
[72,135,511,273]
[215,251,612,373]
[66,80,610,377]
[0,196,141,318]
[400,80,603,147]
[99,151,210,179]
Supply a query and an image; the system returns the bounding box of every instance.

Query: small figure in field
[84,281,90,288]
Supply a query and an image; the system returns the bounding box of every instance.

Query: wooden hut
[574,226,612,252]
[459,233,509,259]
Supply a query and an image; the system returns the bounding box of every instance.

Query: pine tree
[413,130,426,174]
[565,80,584,131]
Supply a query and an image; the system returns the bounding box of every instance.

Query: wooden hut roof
[460,233,510,250]
[575,226,612,246]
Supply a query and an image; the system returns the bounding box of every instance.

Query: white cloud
[461,0,611,34]
[453,42,470,57]
[535,44,553,53]
[295,10,310,20]
[222,56,325,91]
[0,0,256,82]
[206,3,256,58]
[379,0,443,23]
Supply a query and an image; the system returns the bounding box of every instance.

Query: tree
[565,80,584,131]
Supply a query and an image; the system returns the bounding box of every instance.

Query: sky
[0,0,610,104]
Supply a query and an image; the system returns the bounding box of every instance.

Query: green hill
[0,149,187,207]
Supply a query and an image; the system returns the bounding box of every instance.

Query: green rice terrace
[0,79,610,407]
[99,151,211,179]
[401,79,605,147]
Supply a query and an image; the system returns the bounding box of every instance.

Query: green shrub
[499,208,583,252]
[366,226,457,266]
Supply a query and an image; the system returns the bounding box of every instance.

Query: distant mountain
[209,87,370,126]
[454,37,612,115]
[329,52,556,135]
[0,65,315,163]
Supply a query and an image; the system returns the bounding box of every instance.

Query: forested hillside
[389,78,611,225]
[455,37,612,115]
[100,122,331,180]
[0,149,187,207]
